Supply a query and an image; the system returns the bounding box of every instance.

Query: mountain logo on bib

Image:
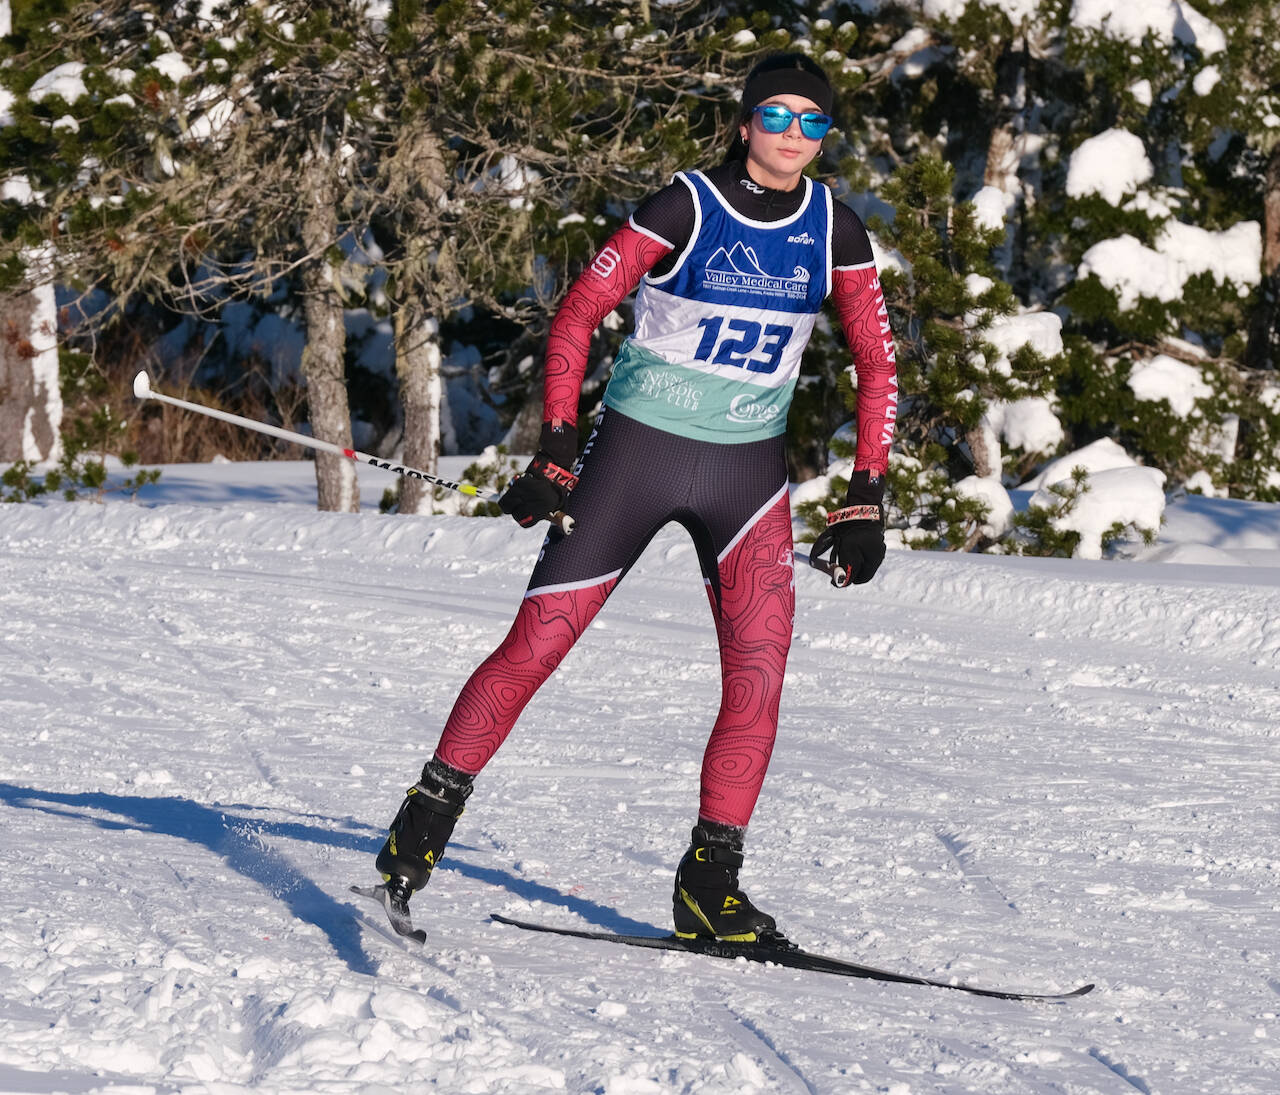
[703,242,810,300]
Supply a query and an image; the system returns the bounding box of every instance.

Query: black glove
[809,469,886,587]
[499,421,578,529]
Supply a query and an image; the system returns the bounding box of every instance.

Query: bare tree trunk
[382,126,452,513]
[1246,144,1280,370]
[967,421,1001,480]
[299,152,357,512]
[394,303,442,515]
[0,281,62,462]
[984,38,1027,194]
[984,124,1019,191]
[1263,145,1280,278]
[503,395,543,455]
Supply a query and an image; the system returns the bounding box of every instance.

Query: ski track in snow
[1,483,1278,1094]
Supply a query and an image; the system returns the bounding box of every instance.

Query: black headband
[740,68,833,119]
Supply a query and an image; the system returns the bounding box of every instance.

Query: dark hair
[725,52,834,161]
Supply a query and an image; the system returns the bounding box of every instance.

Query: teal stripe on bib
[602,341,793,442]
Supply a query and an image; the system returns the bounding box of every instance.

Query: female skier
[373,53,898,942]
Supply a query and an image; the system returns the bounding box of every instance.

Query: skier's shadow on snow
[0,782,383,973]
[0,783,658,971]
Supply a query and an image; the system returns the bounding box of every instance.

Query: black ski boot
[375,760,473,918]
[672,822,779,943]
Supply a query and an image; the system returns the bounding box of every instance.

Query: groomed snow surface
[2,461,1279,1094]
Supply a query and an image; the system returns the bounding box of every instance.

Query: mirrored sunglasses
[752,104,833,140]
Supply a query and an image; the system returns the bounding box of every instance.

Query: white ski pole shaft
[131,372,574,532]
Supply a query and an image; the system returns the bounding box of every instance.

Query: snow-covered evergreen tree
[799,0,1279,557]
[4,0,1277,531]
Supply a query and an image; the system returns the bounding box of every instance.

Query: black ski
[490,913,1093,1002]
[350,883,427,944]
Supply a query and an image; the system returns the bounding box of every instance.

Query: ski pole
[131,372,574,533]
[794,550,851,588]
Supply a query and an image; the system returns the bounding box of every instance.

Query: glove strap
[827,504,881,525]
[530,453,579,492]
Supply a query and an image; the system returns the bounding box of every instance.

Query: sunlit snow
[1,460,1278,1093]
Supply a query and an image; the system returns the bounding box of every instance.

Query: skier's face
[739,93,825,191]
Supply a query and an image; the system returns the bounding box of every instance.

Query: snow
[185,89,238,142]
[1078,219,1262,311]
[1157,219,1262,293]
[984,311,1063,376]
[1059,123,1259,329]
[1019,436,1142,492]
[969,184,1013,230]
[1028,464,1167,559]
[1,175,34,203]
[985,396,1064,455]
[953,474,1015,537]
[151,52,193,85]
[888,0,1225,48]
[27,63,89,106]
[1128,79,1154,107]
[1192,66,1221,96]
[921,0,1040,21]
[1066,129,1153,205]
[1070,0,1228,55]
[1126,353,1211,416]
[2,458,1280,1093]
[889,28,944,82]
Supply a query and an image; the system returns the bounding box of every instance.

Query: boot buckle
[693,845,744,868]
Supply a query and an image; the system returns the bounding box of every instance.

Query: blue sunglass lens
[799,114,832,138]
[756,106,793,132]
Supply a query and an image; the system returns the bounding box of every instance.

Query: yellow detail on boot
[423,849,435,867]
[388,833,398,857]
[722,895,741,912]
[678,888,716,936]
[675,888,759,943]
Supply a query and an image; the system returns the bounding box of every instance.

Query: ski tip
[350,883,428,945]
[1016,982,1095,1002]
[132,371,152,399]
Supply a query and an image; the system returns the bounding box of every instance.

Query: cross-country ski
[351,885,1094,1002]
[489,913,1095,1002]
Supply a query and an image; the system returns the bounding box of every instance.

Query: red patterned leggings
[434,409,795,828]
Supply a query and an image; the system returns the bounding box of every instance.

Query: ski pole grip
[795,550,849,588]
[550,510,575,536]
[808,552,849,587]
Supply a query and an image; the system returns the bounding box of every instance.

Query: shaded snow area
[2,463,1279,1094]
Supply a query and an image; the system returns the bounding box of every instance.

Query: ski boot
[672,822,780,943]
[374,760,473,928]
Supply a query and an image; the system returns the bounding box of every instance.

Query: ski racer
[373,52,898,943]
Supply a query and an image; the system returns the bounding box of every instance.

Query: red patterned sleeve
[830,263,899,478]
[543,224,672,426]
